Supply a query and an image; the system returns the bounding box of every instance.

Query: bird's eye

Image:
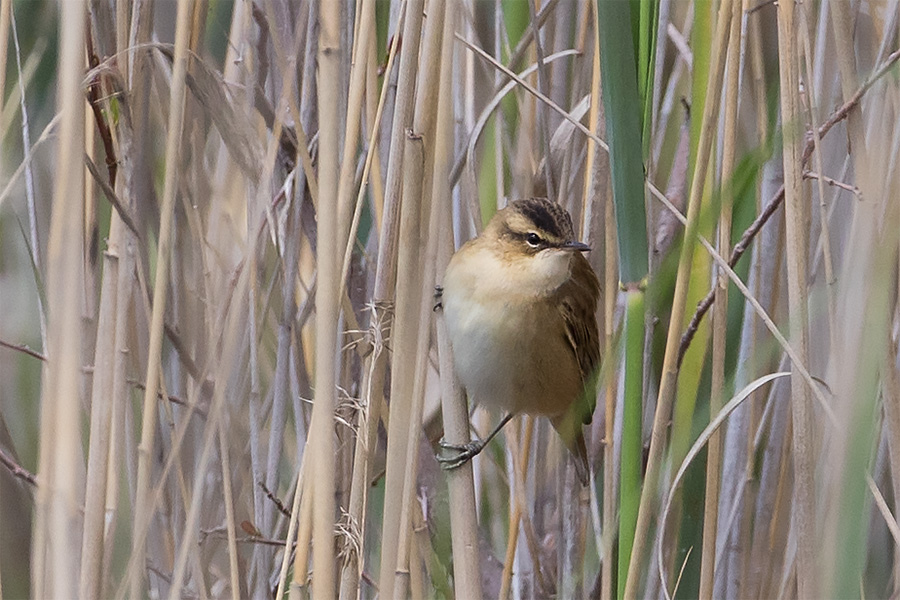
[525,233,542,247]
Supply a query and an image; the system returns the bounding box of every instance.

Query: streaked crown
[488,197,579,253]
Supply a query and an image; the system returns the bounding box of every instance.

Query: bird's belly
[444,297,579,416]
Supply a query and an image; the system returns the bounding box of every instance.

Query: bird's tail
[551,415,591,486]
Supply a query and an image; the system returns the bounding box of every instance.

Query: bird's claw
[433,285,443,312]
[437,438,484,470]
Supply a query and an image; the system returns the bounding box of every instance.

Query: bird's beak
[562,240,591,252]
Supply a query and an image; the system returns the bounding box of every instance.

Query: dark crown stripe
[512,198,574,239]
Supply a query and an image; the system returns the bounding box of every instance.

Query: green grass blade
[597,0,649,285]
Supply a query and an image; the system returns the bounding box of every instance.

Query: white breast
[441,244,580,416]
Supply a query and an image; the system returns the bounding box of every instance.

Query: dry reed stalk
[373,0,427,591]
[10,3,45,349]
[251,9,312,570]
[823,21,899,597]
[775,0,817,595]
[274,452,306,599]
[624,0,733,594]
[79,8,142,597]
[580,0,602,243]
[434,2,482,597]
[129,1,194,596]
[102,235,134,597]
[700,0,742,596]
[309,0,343,596]
[527,0,556,202]
[401,211,445,599]
[392,0,451,589]
[492,0,505,213]
[884,267,900,595]
[338,5,400,300]
[716,12,770,590]
[499,417,533,600]
[105,6,148,591]
[335,0,377,258]
[658,371,791,600]
[650,179,832,423]
[166,272,251,599]
[882,128,900,593]
[797,4,838,359]
[560,461,587,597]
[829,0,867,166]
[30,1,86,599]
[290,462,315,597]
[0,37,43,145]
[217,427,240,600]
[79,234,120,600]
[338,10,404,598]
[388,128,428,599]
[365,26,386,232]
[578,12,614,592]
[0,0,11,175]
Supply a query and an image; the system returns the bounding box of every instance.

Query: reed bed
[1,0,899,598]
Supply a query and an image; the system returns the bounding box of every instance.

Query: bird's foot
[437,438,484,470]
[433,285,444,312]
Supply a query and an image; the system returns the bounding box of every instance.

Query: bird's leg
[438,413,515,470]
[433,285,444,312]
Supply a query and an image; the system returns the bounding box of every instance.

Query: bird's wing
[557,253,601,424]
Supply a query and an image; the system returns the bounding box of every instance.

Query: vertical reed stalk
[798,3,838,362]
[10,3,45,348]
[776,0,816,595]
[434,3,481,597]
[129,2,194,595]
[595,1,650,596]
[217,428,240,600]
[625,0,733,594]
[391,0,447,591]
[388,128,427,599]
[373,0,427,591]
[309,0,343,596]
[0,0,11,175]
[619,289,644,598]
[337,9,404,598]
[31,2,86,598]
[700,1,742,597]
[829,0,867,165]
[601,181,618,600]
[79,237,119,600]
[336,0,377,256]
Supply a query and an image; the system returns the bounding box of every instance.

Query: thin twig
[127,379,207,417]
[677,45,900,365]
[84,14,118,189]
[804,170,861,198]
[258,481,292,519]
[0,446,37,486]
[0,338,47,361]
[84,154,141,237]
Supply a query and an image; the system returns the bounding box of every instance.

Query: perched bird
[437,197,601,485]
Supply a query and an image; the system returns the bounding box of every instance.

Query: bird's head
[483,197,591,291]
[486,197,590,254]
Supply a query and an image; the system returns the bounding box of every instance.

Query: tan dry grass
[1,1,900,598]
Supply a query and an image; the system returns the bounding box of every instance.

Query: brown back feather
[555,252,601,424]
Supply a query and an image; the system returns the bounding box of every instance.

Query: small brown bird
[437,197,601,484]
